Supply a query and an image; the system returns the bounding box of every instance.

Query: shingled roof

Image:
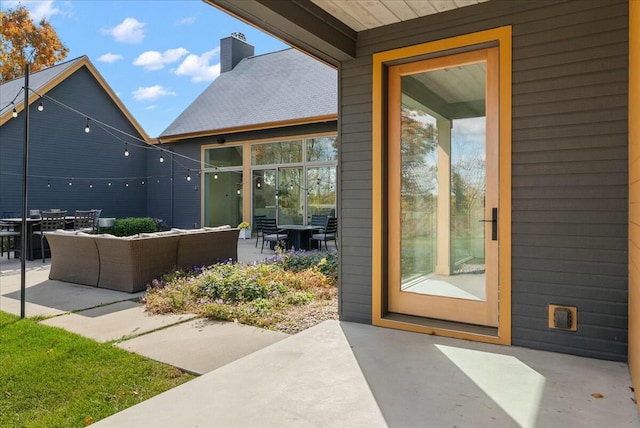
[159,48,337,140]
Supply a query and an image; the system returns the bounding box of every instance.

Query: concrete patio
[0,239,638,427]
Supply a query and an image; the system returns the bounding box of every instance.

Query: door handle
[479,208,498,241]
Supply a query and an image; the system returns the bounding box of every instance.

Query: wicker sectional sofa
[46,226,239,292]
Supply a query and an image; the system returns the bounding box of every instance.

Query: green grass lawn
[0,311,194,427]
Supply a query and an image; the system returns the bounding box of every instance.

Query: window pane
[307,166,336,217]
[251,141,302,165]
[278,167,304,224]
[204,171,243,227]
[306,136,337,162]
[253,169,276,224]
[205,146,243,168]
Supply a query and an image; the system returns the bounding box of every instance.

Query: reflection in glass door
[278,167,304,224]
[204,171,243,227]
[252,169,276,223]
[307,166,336,218]
[388,47,499,327]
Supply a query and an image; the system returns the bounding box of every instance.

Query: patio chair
[74,210,97,232]
[91,209,102,232]
[310,216,338,250]
[260,218,287,253]
[33,210,67,262]
[310,214,328,232]
[254,214,266,248]
[0,221,20,259]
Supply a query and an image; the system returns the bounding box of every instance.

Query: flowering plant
[237,221,250,230]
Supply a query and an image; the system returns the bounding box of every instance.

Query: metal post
[20,63,30,319]
[170,148,174,227]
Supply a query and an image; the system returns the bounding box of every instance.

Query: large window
[251,136,337,225]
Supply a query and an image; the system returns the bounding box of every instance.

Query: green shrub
[145,252,338,331]
[112,217,157,236]
[276,249,338,279]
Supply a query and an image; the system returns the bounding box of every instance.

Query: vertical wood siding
[340,0,629,359]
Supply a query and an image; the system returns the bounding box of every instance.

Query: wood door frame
[372,27,512,345]
[387,47,499,327]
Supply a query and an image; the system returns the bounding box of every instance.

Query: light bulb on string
[214,172,218,180]
[159,153,164,163]
[68,178,73,186]
[11,103,17,118]
[125,182,129,187]
[38,101,44,112]
[186,171,191,182]
[47,180,51,188]
[141,180,145,185]
[108,182,112,187]
[236,188,241,195]
[84,118,90,133]
[124,143,129,157]
[89,182,93,189]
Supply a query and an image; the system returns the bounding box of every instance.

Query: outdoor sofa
[45,226,239,292]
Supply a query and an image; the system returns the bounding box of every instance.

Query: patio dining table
[277,224,321,251]
[0,216,74,260]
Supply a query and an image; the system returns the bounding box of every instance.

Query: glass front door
[387,47,499,327]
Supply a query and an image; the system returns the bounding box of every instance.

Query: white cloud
[97,53,123,64]
[132,85,176,101]
[145,105,158,110]
[133,48,188,71]
[102,17,145,44]
[4,0,62,21]
[179,16,196,25]
[174,48,221,82]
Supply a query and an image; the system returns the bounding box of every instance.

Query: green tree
[0,5,68,82]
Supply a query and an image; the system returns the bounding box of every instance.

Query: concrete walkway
[1,243,638,427]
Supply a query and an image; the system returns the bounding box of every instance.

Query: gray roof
[0,57,85,118]
[160,48,337,138]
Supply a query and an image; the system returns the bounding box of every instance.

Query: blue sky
[1,0,288,137]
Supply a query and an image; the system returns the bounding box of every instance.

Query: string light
[68,178,73,186]
[47,180,50,188]
[89,182,93,189]
[38,100,44,111]
[108,182,112,187]
[213,172,218,180]
[124,143,129,157]
[125,182,129,187]
[12,103,18,118]
[141,180,145,185]
[236,187,241,195]
[84,118,90,133]
[159,153,164,163]
[186,171,191,181]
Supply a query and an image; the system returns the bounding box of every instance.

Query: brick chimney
[220,33,254,73]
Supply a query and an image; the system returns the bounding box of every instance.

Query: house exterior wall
[339,0,629,360]
[0,67,147,219]
[629,0,640,406]
[147,122,337,229]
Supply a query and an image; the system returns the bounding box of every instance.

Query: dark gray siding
[0,67,147,219]
[341,0,629,360]
[147,122,337,229]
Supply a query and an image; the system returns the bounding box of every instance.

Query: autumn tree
[0,5,68,82]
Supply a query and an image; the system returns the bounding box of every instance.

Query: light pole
[20,62,30,318]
